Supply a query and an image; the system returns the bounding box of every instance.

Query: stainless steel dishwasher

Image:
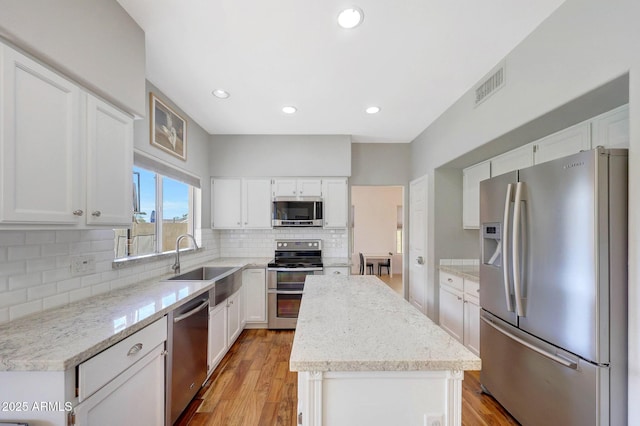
[166,294,209,425]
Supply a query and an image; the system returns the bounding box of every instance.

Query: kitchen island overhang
[290,275,481,426]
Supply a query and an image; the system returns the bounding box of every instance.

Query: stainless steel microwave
[272,198,323,227]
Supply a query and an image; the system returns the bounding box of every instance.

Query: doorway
[350,186,404,295]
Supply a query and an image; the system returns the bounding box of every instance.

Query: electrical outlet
[71,255,96,276]
[424,414,443,426]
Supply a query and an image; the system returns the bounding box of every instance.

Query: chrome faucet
[171,234,199,274]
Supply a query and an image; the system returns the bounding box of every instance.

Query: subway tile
[8,244,41,261]
[0,289,27,308]
[0,231,26,246]
[43,293,69,310]
[25,231,56,245]
[0,247,7,262]
[91,240,114,252]
[0,261,25,277]
[42,267,71,284]
[0,277,7,292]
[69,287,92,303]
[9,272,42,290]
[0,308,8,324]
[41,243,69,257]
[55,230,81,243]
[82,229,115,242]
[69,241,91,255]
[57,277,81,293]
[27,283,57,300]
[26,257,57,273]
[81,273,103,287]
[91,282,111,296]
[9,300,42,321]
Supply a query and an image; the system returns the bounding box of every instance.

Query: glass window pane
[162,176,191,252]
[130,167,157,256]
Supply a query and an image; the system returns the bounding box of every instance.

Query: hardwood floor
[176,329,519,426]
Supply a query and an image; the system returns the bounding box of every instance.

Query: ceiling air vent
[475,61,505,107]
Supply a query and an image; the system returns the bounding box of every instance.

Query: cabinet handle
[447,278,453,283]
[244,222,248,225]
[457,296,462,301]
[333,271,341,275]
[237,222,241,225]
[91,211,101,217]
[127,343,143,356]
[72,210,84,216]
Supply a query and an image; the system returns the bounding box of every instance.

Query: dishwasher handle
[173,299,209,323]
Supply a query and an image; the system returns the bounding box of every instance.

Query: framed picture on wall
[150,93,187,160]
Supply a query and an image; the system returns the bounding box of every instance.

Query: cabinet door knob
[92,211,101,217]
[447,278,453,282]
[73,210,84,216]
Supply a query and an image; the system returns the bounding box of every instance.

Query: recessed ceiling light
[212,89,230,99]
[338,7,364,29]
[282,106,297,114]
[366,106,381,114]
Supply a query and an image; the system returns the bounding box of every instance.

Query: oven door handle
[268,267,323,272]
[268,290,304,295]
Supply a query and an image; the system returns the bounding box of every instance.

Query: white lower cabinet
[75,317,167,425]
[244,268,267,324]
[208,286,245,375]
[208,302,227,373]
[227,289,242,346]
[323,266,350,276]
[438,272,480,356]
[439,283,464,342]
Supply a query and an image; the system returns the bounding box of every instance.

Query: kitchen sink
[167,266,237,281]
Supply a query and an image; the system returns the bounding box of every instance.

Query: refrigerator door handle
[481,316,578,369]
[502,183,514,312]
[512,182,526,317]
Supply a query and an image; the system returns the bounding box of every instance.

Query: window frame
[115,166,197,261]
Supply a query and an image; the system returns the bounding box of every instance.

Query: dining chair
[359,253,374,275]
[378,257,391,275]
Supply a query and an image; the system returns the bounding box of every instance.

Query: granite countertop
[290,275,481,372]
[438,264,480,281]
[0,257,271,372]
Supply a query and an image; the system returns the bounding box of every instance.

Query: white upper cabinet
[322,178,348,229]
[0,41,135,227]
[272,178,322,198]
[211,177,272,229]
[243,179,272,228]
[1,43,82,224]
[86,94,133,225]
[592,104,629,149]
[462,161,490,229]
[211,178,242,228]
[490,143,534,178]
[533,122,591,165]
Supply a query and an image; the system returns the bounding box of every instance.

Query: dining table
[362,252,393,277]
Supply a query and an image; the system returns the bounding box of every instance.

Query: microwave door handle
[502,183,514,313]
[512,182,525,317]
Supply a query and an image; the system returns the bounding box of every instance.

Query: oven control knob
[283,243,288,247]
[308,243,312,246]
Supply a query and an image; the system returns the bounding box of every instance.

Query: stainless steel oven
[267,240,323,329]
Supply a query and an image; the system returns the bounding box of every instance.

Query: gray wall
[408,0,640,419]
[350,143,411,185]
[209,135,351,177]
[0,0,145,117]
[134,81,212,228]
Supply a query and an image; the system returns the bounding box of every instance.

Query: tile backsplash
[0,227,347,324]
[0,228,219,325]
[219,228,348,258]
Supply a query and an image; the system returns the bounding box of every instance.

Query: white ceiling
[117,0,565,143]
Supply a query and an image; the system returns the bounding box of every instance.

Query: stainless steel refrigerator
[479,147,628,426]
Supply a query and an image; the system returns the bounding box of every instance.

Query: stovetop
[267,259,323,268]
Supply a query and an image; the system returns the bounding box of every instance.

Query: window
[114,165,197,259]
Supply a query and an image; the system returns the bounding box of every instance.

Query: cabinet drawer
[78,316,167,401]
[464,279,479,298]
[439,271,463,292]
[324,267,350,276]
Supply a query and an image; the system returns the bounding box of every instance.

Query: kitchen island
[290,275,481,426]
